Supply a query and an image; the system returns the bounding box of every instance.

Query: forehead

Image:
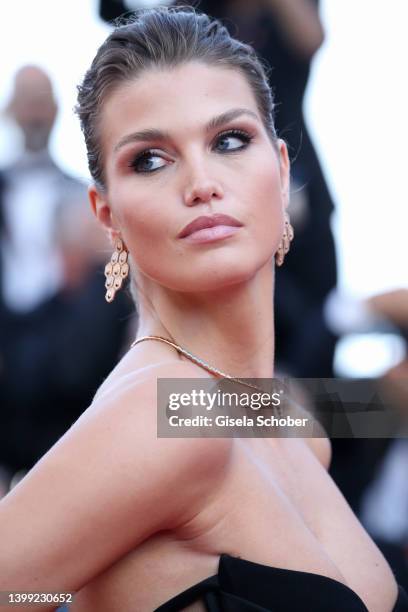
[100,61,261,153]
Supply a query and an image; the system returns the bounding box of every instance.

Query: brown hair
[75,4,277,191]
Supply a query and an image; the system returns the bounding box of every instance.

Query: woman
[0,6,407,612]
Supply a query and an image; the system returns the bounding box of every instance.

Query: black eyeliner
[128,127,254,173]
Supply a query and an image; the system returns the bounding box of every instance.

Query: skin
[90,61,290,380]
[367,288,408,327]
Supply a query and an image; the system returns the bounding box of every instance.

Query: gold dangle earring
[104,238,129,302]
[275,214,294,267]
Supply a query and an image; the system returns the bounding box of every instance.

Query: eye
[214,129,253,153]
[129,150,168,174]
[128,128,253,174]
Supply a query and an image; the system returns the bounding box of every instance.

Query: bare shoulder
[93,346,213,403]
[89,358,231,447]
[0,360,231,598]
[77,359,233,504]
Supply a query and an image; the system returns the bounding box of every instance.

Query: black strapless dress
[154,553,408,612]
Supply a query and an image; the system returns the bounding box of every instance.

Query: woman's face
[90,61,289,293]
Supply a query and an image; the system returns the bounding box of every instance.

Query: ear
[277,139,290,210]
[88,184,120,245]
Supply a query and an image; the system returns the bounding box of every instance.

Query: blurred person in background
[0,66,135,493]
[0,65,86,314]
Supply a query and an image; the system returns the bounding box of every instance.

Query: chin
[153,250,275,293]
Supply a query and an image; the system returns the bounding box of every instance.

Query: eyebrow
[113,108,260,153]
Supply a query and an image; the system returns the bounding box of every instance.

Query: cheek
[245,159,285,248]
[110,182,166,240]
[109,184,173,278]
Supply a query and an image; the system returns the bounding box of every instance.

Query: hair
[75,4,278,192]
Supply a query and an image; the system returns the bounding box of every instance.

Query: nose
[183,161,224,207]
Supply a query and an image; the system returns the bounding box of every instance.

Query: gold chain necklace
[130,335,283,416]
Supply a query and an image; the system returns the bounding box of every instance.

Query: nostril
[184,177,224,206]
[186,191,222,207]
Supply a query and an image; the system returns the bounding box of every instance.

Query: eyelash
[128,128,254,174]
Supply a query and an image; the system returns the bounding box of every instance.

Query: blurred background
[0,0,407,591]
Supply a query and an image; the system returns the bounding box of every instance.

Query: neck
[136,261,275,379]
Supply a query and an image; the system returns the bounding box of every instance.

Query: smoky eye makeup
[127,127,255,174]
[214,128,254,151]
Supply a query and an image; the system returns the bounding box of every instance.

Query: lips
[178,213,243,239]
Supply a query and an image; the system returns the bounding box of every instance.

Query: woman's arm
[0,363,224,611]
[262,0,325,58]
[366,288,408,328]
